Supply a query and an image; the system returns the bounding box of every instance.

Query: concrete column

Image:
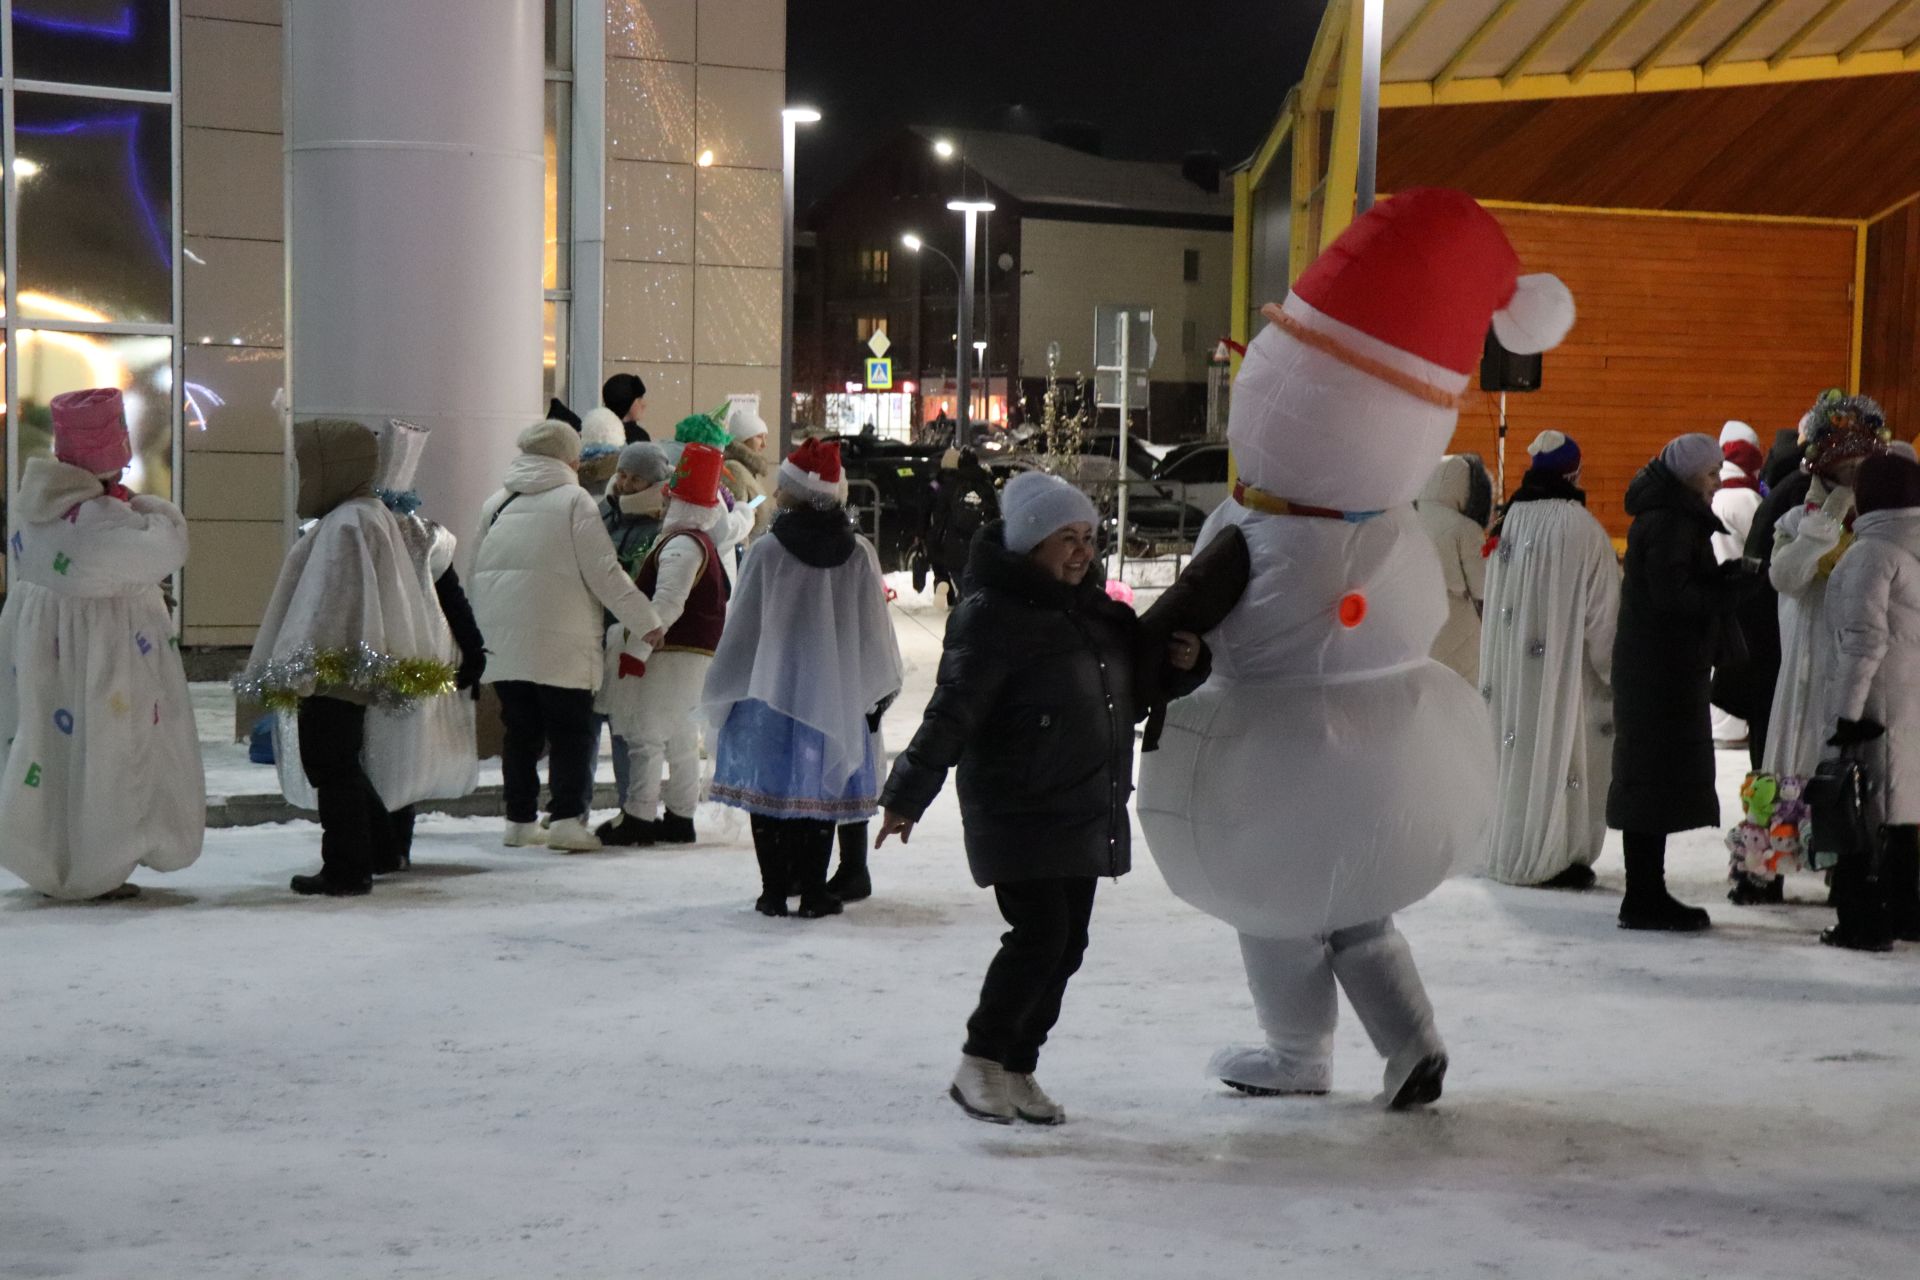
[286,0,545,567]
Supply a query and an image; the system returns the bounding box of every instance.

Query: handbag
[1802,752,1878,872]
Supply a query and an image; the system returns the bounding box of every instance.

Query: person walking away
[237,419,456,895]
[1822,450,1920,949]
[704,439,902,918]
[723,401,776,551]
[928,448,999,605]
[470,420,663,852]
[878,471,1205,1124]
[597,443,732,847]
[604,373,650,443]
[1608,434,1764,930]
[0,388,203,900]
[1482,431,1619,889]
[1415,454,1487,683]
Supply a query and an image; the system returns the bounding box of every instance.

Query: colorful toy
[1739,771,1780,827]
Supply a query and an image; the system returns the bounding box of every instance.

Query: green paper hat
[673,409,732,449]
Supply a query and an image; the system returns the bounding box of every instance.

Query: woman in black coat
[878,471,1203,1125]
[1608,435,1763,931]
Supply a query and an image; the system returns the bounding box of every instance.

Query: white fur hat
[1718,420,1759,449]
[580,407,625,456]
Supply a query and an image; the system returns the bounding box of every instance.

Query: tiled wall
[602,0,785,428]
[180,0,287,646]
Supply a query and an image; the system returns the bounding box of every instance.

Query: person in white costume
[235,419,457,896]
[1415,454,1488,683]
[1138,189,1574,1109]
[671,412,757,592]
[1480,430,1619,889]
[596,442,734,849]
[0,388,203,900]
[469,421,665,853]
[1708,429,1766,745]
[271,420,486,869]
[1762,396,1891,785]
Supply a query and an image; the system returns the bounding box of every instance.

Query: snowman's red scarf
[1262,303,1467,412]
[1233,481,1382,523]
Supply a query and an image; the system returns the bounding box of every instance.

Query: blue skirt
[710,699,879,822]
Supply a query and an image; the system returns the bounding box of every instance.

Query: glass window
[11,0,172,92]
[544,80,571,293]
[14,93,174,325]
[543,301,568,406]
[545,0,573,73]
[15,331,175,497]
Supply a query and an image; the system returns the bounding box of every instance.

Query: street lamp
[932,138,956,159]
[902,233,963,428]
[779,106,821,456]
[947,198,994,440]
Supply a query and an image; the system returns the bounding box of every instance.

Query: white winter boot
[1005,1072,1065,1125]
[1207,1044,1332,1097]
[504,821,547,848]
[545,817,604,853]
[949,1054,1015,1124]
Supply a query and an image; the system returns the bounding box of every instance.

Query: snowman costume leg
[615,651,708,821]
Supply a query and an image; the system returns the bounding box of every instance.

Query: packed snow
[5,594,1918,1279]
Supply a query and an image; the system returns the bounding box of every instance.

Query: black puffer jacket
[882,522,1195,886]
[1607,461,1762,834]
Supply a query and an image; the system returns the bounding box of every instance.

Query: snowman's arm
[1135,526,1248,749]
[879,610,1013,821]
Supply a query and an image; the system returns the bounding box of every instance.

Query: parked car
[1154,441,1231,516]
[834,437,945,573]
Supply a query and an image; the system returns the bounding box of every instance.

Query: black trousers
[964,877,1098,1074]
[298,696,396,885]
[751,815,835,899]
[494,681,596,823]
[1834,824,1920,936]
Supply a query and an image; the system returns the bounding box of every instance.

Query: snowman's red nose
[1338,592,1367,629]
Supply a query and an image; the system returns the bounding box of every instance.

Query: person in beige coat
[1415,455,1488,684]
[724,402,775,550]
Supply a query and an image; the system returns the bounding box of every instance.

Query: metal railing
[844,478,884,551]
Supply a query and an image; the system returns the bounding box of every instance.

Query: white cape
[1138,500,1496,939]
[0,461,204,897]
[271,512,476,812]
[1764,492,1849,780]
[1480,498,1619,885]
[703,529,901,792]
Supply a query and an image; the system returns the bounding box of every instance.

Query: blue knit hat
[1526,429,1581,475]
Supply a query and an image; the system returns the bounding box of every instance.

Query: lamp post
[780,106,821,457]
[947,199,995,441]
[902,232,963,425]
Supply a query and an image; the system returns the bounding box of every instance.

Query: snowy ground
[6,593,1920,1279]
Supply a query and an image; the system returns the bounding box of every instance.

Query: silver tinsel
[1567,775,1582,792]
[232,642,454,714]
[1498,541,1513,563]
[1527,640,1547,658]
[1503,730,1517,748]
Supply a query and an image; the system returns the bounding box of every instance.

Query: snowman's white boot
[1327,916,1448,1110]
[1214,933,1337,1095]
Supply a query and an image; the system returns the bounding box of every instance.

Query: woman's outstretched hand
[1167,630,1202,672]
[875,811,915,848]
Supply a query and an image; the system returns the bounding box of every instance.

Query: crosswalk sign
[865,357,893,390]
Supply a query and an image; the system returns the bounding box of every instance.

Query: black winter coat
[928,463,1000,579]
[1607,462,1763,834]
[1716,467,1812,721]
[881,523,1195,886]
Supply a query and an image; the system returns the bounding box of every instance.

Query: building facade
[0,0,785,647]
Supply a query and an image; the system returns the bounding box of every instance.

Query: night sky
[787,0,1325,209]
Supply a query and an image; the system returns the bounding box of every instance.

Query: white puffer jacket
[1826,507,1920,824]
[470,454,663,690]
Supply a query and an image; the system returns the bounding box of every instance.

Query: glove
[1828,717,1887,748]
[456,648,487,695]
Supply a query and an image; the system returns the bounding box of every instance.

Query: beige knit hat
[517,419,582,465]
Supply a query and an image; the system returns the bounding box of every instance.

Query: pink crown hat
[50,387,133,477]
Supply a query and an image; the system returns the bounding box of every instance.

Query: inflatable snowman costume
[1138,189,1574,1106]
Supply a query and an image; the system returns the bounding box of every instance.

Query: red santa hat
[779,438,844,501]
[1230,189,1574,512]
[667,442,727,508]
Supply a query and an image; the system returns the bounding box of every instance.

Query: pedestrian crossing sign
[865,357,893,390]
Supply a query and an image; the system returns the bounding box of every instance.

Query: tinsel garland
[233,643,456,714]
[375,488,424,516]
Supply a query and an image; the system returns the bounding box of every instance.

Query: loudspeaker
[1479,328,1543,393]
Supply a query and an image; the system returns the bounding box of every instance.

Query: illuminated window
[544,0,575,405]
[855,317,889,342]
[859,248,890,285]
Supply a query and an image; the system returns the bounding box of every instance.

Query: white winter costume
[1415,455,1486,683]
[273,421,479,811]
[469,453,662,690]
[1138,189,1573,1100]
[0,460,203,898]
[1763,479,1853,780]
[1827,507,1920,825]
[1710,468,1762,565]
[605,498,726,821]
[1480,490,1619,885]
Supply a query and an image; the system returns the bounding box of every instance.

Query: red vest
[635,528,729,656]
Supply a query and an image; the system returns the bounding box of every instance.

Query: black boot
[827,821,873,902]
[655,812,697,844]
[752,817,792,917]
[1619,835,1710,932]
[595,812,657,847]
[291,872,372,897]
[1727,874,1784,906]
[1824,850,1893,950]
[793,823,843,918]
[1882,826,1920,942]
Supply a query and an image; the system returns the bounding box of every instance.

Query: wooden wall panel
[1441,207,1856,538]
[1861,201,1920,434]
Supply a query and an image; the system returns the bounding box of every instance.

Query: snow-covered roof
[909,126,1230,222]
